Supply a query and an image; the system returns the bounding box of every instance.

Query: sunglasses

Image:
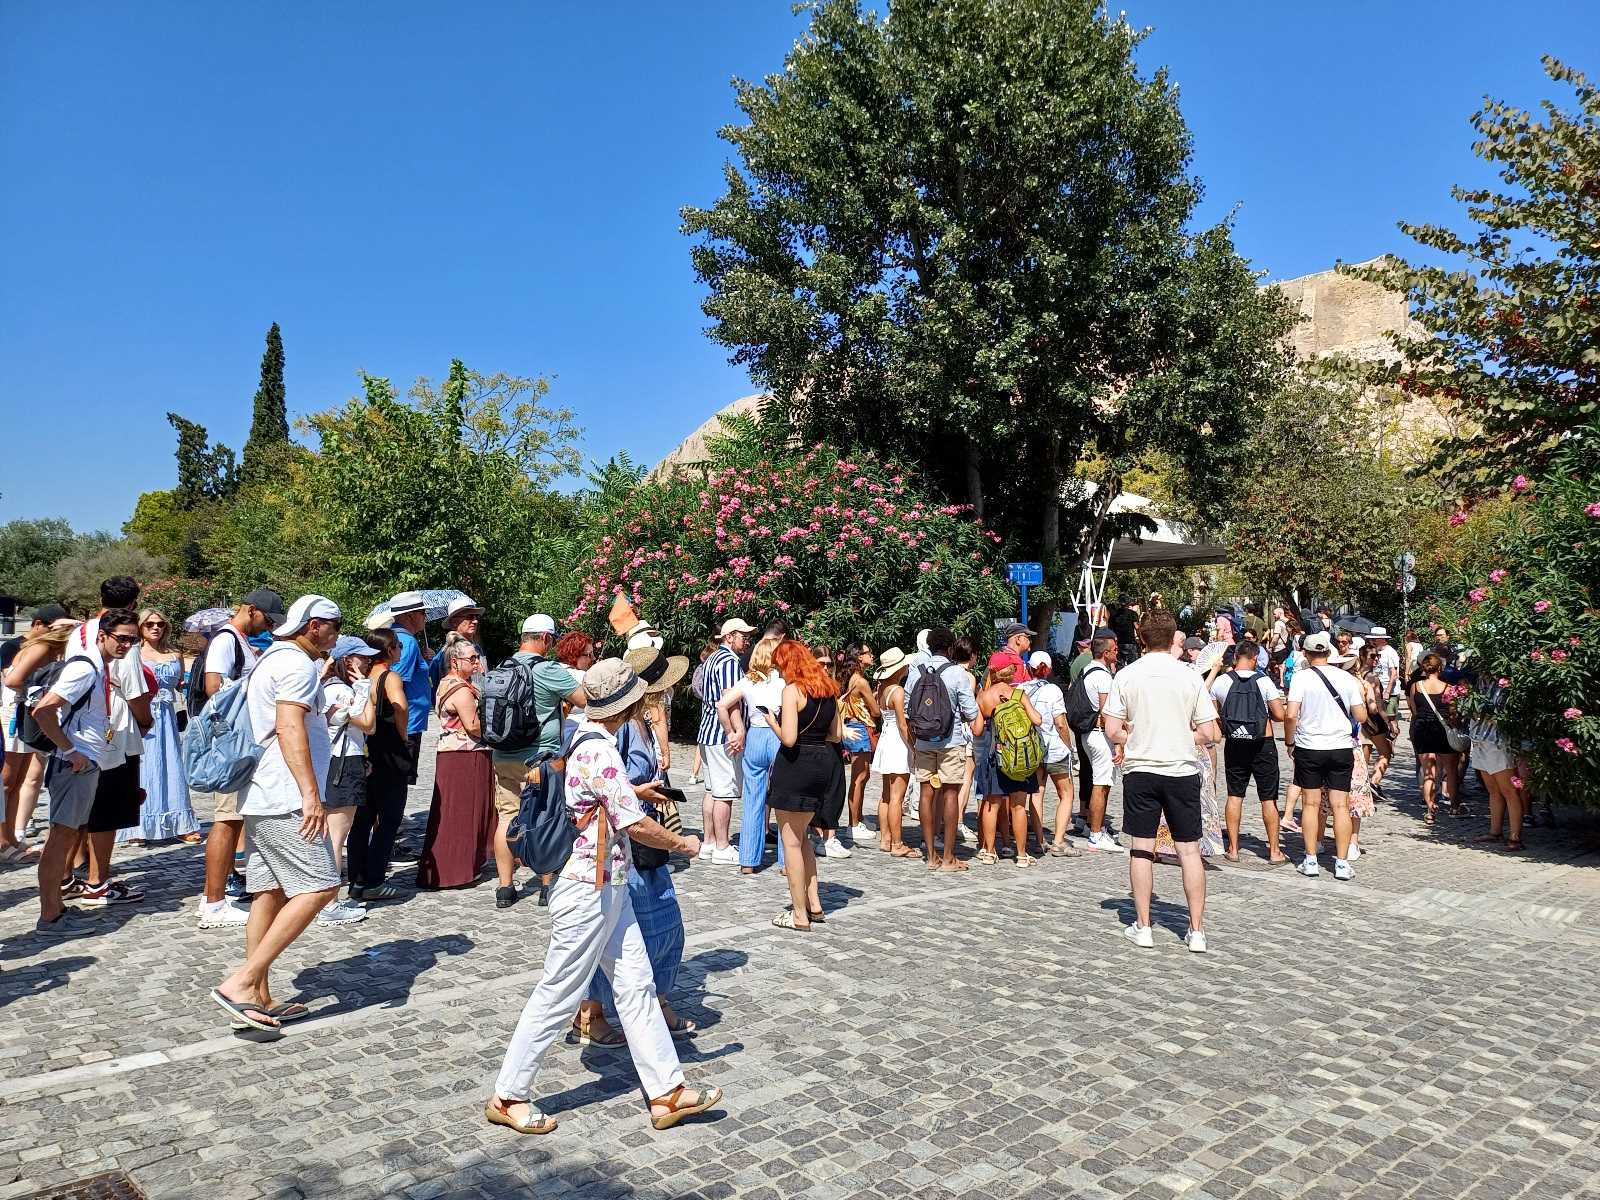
[108,633,140,647]
[142,620,167,629]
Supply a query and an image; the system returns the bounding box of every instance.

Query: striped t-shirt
[696,645,743,746]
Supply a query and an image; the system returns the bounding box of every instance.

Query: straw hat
[624,646,690,695]
[874,647,910,680]
[582,659,646,719]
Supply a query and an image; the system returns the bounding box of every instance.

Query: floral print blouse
[561,721,647,887]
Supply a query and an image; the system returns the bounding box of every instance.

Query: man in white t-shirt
[197,588,286,929]
[1209,638,1289,865]
[1101,610,1220,953]
[1020,652,1082,858]
[1369,627,1401,721]
[1075,633,1122,854]
[28,608,142,937]
[1283,631,1368,881]
[210,595,343,1034]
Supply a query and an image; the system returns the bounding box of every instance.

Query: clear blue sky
[2,2,1595,533]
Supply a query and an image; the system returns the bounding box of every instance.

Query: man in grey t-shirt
[911,628,982,870]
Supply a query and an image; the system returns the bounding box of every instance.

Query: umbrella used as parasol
[1335,614,1376,636]
[363,589,469,631]
[183,607,234,634]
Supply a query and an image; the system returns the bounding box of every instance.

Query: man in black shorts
[1209,638,1289,864]
[1283,632,1368,881]
[1101,610,1221,953]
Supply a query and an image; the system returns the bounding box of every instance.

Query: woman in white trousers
[488,659,723,1135]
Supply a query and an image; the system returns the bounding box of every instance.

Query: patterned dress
[120,656,198,841]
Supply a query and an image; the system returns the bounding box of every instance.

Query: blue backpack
[183,645,289,794]
[507,731,603,875]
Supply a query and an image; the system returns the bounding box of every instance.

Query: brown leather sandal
[485,1097,558,1135]
[649,1084,723,1131]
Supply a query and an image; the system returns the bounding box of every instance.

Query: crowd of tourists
[0,571,1534,1136]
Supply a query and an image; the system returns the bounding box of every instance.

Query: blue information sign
[1006,561,1044,586]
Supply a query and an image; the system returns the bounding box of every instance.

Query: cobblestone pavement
[3,728,1599,1200]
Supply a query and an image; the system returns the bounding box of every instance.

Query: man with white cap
[1283,631,1368,881]
[209,595,344,1033]
[490,615,586,906]
[1019,651,1081,857]
[1368,626,1401,725]
[384,590,434,785]
[694,617,753,865]
[429,595,485,692]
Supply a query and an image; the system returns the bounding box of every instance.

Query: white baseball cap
[1028,651,1052,671]
[521,613,557,636]
[276,595,342,637]
[719,618,756,637]
[1303,631,1334,655]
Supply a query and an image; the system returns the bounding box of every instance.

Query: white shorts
[700,742,742,801]
[1082,730,1116,788]
[1471,738,1511,776]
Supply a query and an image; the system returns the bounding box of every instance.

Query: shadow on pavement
[289,932,474,1016]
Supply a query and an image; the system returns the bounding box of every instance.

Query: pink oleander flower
[1565,707,1583,719]
[1531,649,1546,662]
[1511,775,1524,789]
[1534,599,1552,613]
[1468,588,1488,604]
[1449,510,1468,527]
[1570,636,1582,647]
[1512,475,1531,492]
[1556,737,1579,754]
[918,561,933,571]
[1586,502,1600,517]
[1489,568,1507,583]
[1497,677,1512,688]
[1552,649,1569,662]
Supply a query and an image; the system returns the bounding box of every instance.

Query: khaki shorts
[913,745,966,786]
[211,791,244,822]
[493,758,531,819]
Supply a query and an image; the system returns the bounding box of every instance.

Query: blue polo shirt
[394,629,433,736]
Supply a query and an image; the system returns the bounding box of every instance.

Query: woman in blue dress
[120,609,200,844]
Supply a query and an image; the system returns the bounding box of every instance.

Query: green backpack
[993,691,1045,779]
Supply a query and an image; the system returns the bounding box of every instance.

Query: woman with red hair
[763,640,844,931]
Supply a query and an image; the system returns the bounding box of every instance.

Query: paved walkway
[2,732,1599,1200]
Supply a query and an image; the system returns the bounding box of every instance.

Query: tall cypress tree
[242,321,288,478]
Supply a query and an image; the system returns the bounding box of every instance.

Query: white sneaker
[319,898,367,925]
[1346,843,1362,862]
[697,842,715,861]
[1298,855,1321,878]
[1333,858,1354,881]
[1185,929,1208,954]
[821,836,853,859]
[1087,830,1125,854]
[710,846,740,866]
[849,823,874,842]
[956,824,977,845]
[1123,923,1154,949]
[197,898,250,928]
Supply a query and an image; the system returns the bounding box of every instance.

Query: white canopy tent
[1071,490,1227,621]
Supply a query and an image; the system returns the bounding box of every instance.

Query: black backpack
[186,627,247,718]
[19,659,93,753]
[479,655,548,753]
[1220,670,1269,740]
[905,663,956,742]
[1064,664,1110,735]
[507,731,604,874]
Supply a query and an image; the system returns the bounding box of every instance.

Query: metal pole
[1020,584,1030,629]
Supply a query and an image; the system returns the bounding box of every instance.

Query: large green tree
[0,518,77,605]
[166,413,238,507]
[1348,57,1600,492]
[243,321,290,480]
[682,0,1297,625]
[304,363,579,649]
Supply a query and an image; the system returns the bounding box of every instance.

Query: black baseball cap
[999,622,1034,641]
[241,589,288,623]
[31,603,69,624]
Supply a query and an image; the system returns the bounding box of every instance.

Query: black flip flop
[210,988,280,1032]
